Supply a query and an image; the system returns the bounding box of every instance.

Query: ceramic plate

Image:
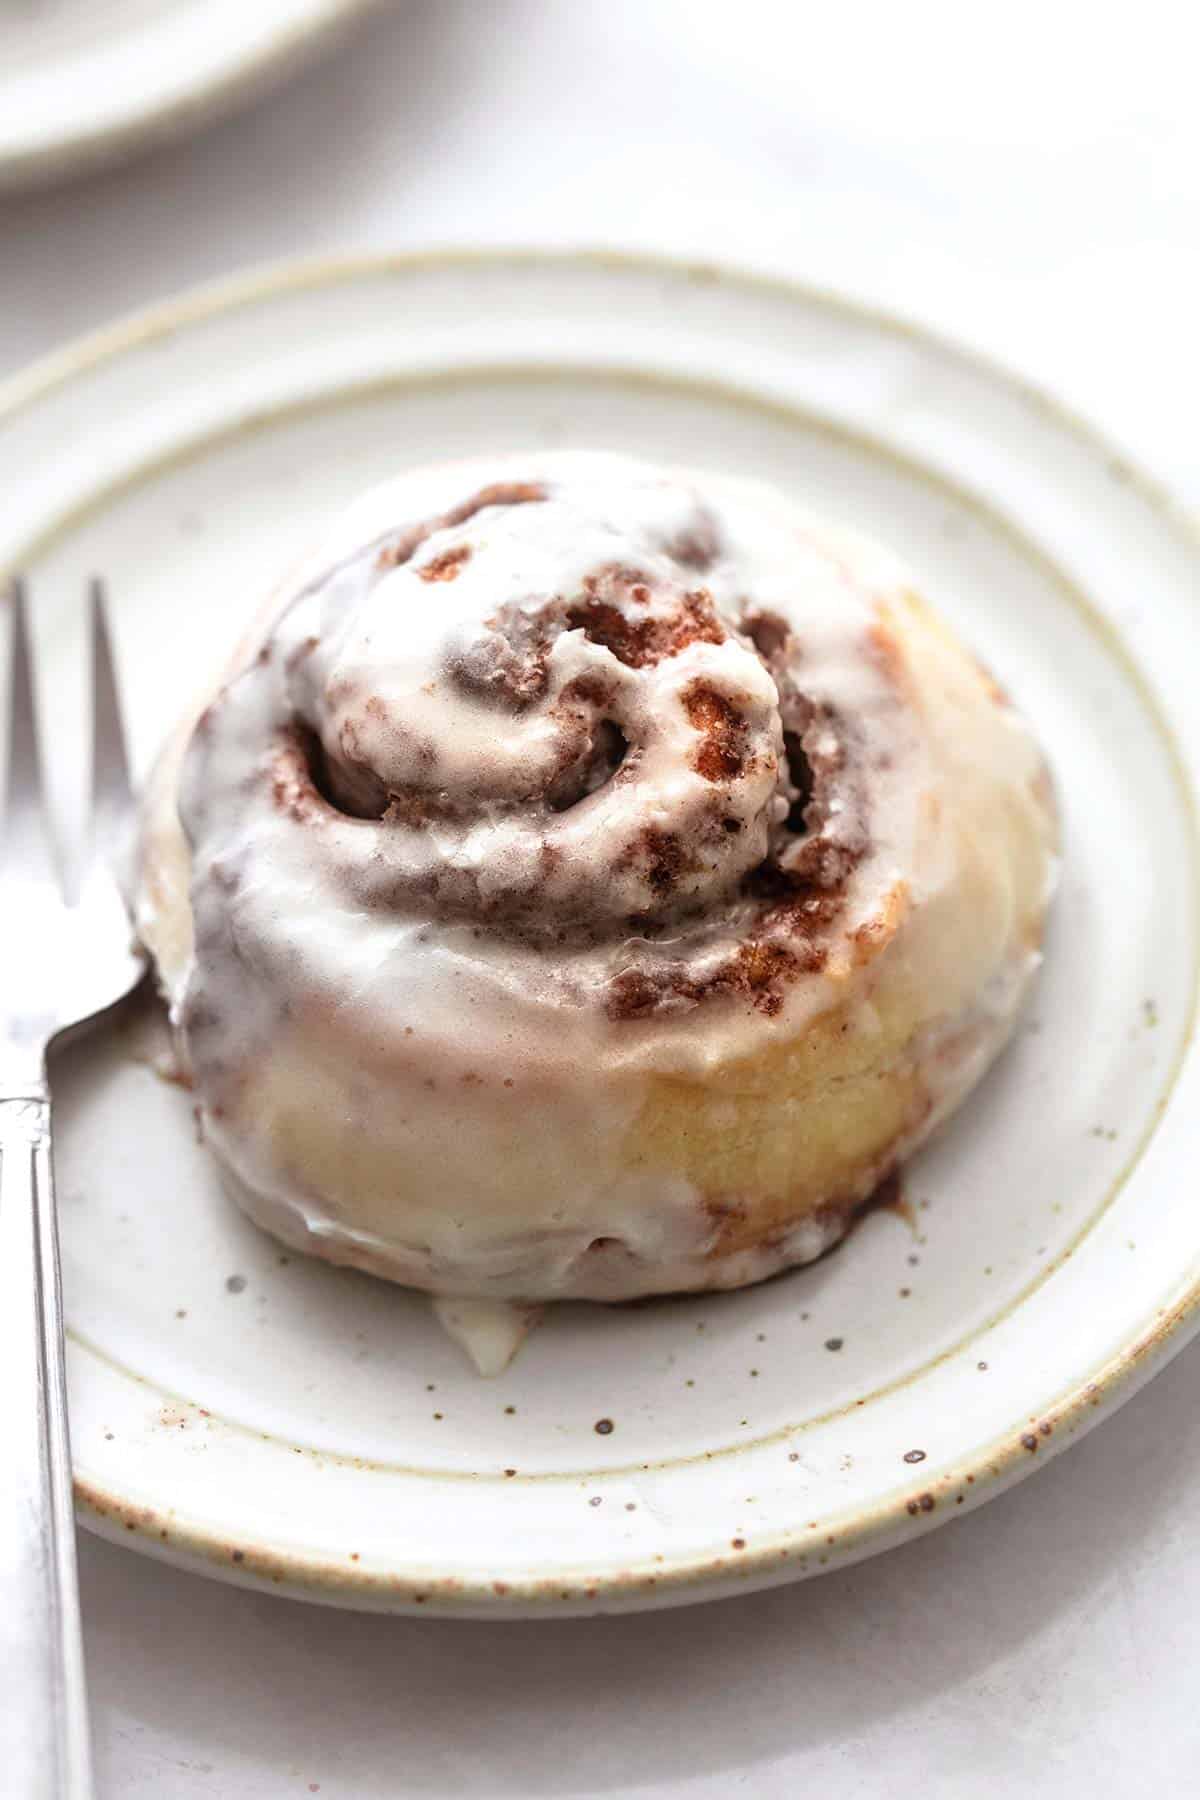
[0,0,381,190]
[2,251,1198,1616]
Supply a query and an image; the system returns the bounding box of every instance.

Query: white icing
[136,452,1058,1314]
[431,1299,544,1377]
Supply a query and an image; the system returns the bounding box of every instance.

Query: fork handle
[0,1089,94,1799]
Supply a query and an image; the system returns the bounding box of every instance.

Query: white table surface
[3,4,1199,1794]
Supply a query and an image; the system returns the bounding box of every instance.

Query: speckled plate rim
[3,246,1200,1614]
[0,0,385,192]
[70,1281,1199,1615]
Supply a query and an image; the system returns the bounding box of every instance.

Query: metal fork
[1,577,146,1800]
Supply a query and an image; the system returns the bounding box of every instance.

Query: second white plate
[3,250,1198,1613]
[0,0,381,189]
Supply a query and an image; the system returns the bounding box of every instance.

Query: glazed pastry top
[139,451,1056,1091]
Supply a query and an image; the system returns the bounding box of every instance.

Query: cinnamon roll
[135,452,1057,1340]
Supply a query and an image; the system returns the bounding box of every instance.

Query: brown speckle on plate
[903,1449,927,1464]
[824,1337,844,1352]
[594,1417,615,1435]
[224,1274,246,1294]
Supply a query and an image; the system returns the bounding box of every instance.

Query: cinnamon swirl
[135,452,1057,1333]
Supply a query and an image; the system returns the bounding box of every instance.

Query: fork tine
[89,576,133,829]
[6,576,38,803]
[3,576,59,886]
